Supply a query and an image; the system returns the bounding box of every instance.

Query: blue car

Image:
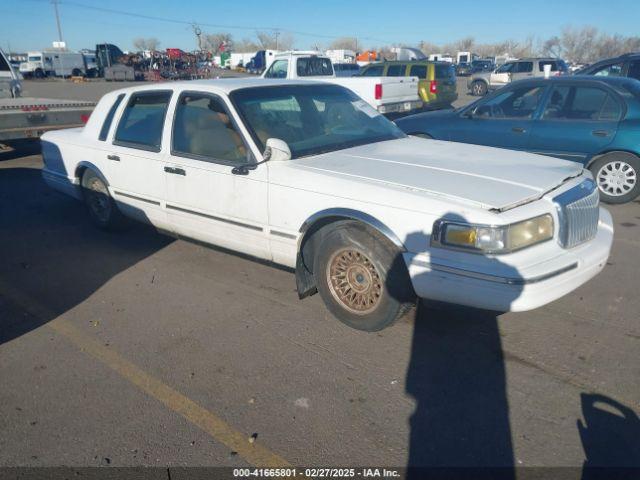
[396,76,640,204]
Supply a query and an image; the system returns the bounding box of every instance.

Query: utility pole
[274,30,280,50]
[52,0,64,43]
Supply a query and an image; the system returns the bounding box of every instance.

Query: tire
[72,68,82,77]
[313,222,415,332]
[589,152,640,204]
[471,80,487,96]
[34,68,45,79]
[81,170,127,230]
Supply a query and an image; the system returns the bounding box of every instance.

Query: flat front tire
[313,222,414,332]
[590,152,640,204]
[81,170,127,230]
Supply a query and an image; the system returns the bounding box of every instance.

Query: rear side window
[296,57,333,77]
[114,91,172,151]
[99,94,125,141]
[539,61,558,72]
[409,65,427,78]
[542,86,621,121]
[628,61,640,81]
[361,65,383,76]
[515,62,533,73]
[172,92,247,164]
[386,65,405,76]
[435,64,455,79]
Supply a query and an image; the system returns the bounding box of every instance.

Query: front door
[106,89,172,228]
[529,83,620,162]
[163,91,270,260]
[490,62,514,88]
[451,83,547,150]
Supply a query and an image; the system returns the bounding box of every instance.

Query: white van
[20,50,86,78]
[0,48,21,98]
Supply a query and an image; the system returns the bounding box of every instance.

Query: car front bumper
[404,208,614,312]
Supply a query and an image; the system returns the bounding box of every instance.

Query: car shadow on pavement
[0,163,173,345]
[396,226,522,478]
[578,393,640,479]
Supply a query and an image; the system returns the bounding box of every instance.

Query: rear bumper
[404,208,613,312]
[42,168,82,200]
[378,100,423,115]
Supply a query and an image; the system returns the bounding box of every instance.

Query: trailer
[0,97,95,142]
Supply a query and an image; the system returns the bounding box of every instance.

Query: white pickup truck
[41,79,612,331]
[262,52,423,116]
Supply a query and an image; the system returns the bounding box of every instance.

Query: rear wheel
[314,222,414,332]
[471,80,487,96]
[590,152,640,204]
[81,170,127,230]
[72,68,82,77]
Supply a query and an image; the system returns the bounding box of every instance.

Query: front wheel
[590,152,640,204]
[471,80,487,96]
[313,222,414,332]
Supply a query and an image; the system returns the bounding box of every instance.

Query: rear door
[434,63,457,104]
[528,83,621,162]
[450,83,547,149]
[106,90,172,227]
[511,61,534,81]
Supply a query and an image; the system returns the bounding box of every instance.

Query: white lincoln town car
[41,79,613,331]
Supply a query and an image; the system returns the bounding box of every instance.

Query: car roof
[515,75,638,87]
[101,78,328,96]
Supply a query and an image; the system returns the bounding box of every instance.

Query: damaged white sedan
[41,79,613,331]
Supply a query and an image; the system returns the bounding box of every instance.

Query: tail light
[374,83,382,100]
[430,80,437,94]
[80,113,90,124]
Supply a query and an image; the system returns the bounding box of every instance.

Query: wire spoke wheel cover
[86,178,111,222]
[326,248,383,315]
[597,161,637,197]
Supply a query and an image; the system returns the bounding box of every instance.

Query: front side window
[296,57,333,77]
[496,62,515,74]
[386,65,405,76]
[515,62,533,73]
[172,92,247,164]
[264,60,288,79]
[542,86,621,121]
[231,84,406,158]
[0,54,9,71]
[592,62,624,77]
[114,91,172,151]
[361,65,383,76]
[474,85,545,119]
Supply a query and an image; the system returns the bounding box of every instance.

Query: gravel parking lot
[1,79,639,473]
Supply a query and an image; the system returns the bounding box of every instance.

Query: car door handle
[512,127,526,133]
[592,130,610,137]
[164,166,186,176]
[107,154,120,161]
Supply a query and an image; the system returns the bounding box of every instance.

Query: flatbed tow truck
[0,97,95,145]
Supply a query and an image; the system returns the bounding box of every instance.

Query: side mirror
[264,138,291,162]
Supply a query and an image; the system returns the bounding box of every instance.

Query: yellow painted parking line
[0,282,290,467]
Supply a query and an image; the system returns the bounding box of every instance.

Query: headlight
[432,214,554,254]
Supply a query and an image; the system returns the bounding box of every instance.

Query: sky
[1,0,639,53]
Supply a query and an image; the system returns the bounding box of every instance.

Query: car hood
[291,137,583,211]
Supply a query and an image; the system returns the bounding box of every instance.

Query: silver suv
[467,58,568,95]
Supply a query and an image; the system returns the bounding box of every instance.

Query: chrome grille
[554,179,600,249]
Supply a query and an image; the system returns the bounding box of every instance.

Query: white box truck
[20,50,86,78]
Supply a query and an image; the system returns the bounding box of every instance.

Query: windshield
[230,84,406,158]
[28,56,42,62]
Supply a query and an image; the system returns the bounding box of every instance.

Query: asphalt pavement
[0,79,638,474]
